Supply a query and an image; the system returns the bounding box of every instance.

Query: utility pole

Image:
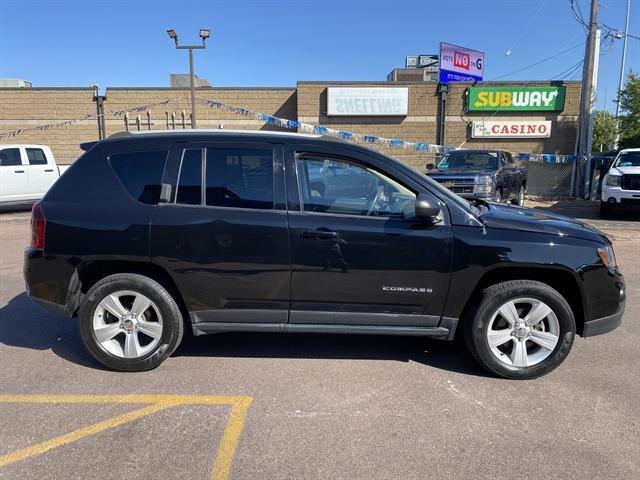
[577,0,599,157]
[614,0,631,149]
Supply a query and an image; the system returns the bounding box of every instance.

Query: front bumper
[601,186,640,206]
[582,272,625,337]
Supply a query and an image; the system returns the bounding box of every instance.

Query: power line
[491,42,585,80]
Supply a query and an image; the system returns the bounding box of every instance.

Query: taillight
[31,202,46,250]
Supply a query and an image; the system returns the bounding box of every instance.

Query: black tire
[464,280,575,380]
[599,201,614,219]
[511,186,525,206]
[78,273,184,372]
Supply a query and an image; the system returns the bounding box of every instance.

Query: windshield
[613,151,640,168]
[437,151,499,170]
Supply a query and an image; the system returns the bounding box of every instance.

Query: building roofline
[104,86,296,91]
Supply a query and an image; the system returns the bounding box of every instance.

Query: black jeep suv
[24,130,625,379]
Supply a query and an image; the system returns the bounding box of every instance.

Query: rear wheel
[79,273,184,371]
[464,280,575,379]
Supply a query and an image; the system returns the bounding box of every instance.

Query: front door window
[296,156,416,219]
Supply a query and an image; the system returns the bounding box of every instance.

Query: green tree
[592,110,617,152]
[618,71,640,149]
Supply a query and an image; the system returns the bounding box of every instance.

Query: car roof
[97,129,360,150]
[0,144,50,149]
[620,148,640,153]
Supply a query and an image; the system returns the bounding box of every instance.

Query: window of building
[176,149,203,205]
[205,148,273,209]
[26,148,48,165]
[296,156,416,218]
[108,150,168,204]
[0,148,22,167]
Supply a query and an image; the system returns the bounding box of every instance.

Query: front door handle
[14,170,25,173]
[299,229,339,240]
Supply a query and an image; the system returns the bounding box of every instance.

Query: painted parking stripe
[0,394,253,480]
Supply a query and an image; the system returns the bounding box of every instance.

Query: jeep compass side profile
[24,131,625,379]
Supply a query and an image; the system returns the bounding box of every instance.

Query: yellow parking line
[0,402,172,468]
[0,394,253,480]
[211,396,253,480]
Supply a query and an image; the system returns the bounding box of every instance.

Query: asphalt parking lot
[1,205,639,480]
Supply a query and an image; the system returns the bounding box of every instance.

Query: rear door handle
[299,229,339,240]
[44,169,54,172]
[14,170,25,173]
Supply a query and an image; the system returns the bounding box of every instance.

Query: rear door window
[176,149,203,205]
[26,148,48,165]
[205,148,273,209]
[109,150,168,204]
[0,148,22,166]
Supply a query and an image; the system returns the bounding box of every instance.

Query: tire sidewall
[78,274,183,372]
[468,282,575,380]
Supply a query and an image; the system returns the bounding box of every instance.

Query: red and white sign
[472,120,552,138]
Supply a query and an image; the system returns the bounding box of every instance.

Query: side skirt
[191,321,457,340]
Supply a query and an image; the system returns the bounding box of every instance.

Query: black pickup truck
[426,150,527,205]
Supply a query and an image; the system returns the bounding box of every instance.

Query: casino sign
[472,120,552,138]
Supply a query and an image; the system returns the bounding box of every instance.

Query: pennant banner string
[0,99,173,139]
[198,98,585,163]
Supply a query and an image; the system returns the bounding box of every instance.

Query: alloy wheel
[486,297,560,367]
[92,290,163,359]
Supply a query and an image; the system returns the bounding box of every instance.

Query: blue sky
[0,0,638,112]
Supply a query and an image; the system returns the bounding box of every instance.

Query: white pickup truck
[0,145,69,208]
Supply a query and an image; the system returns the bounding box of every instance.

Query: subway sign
[468,86,566,111]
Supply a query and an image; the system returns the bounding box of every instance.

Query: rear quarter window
[108,150,168,205]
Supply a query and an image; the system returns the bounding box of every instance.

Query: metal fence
[515,158,589,198]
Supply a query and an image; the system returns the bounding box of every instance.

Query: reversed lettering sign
[469,86,566,111]
[472,120,552,138]
[439,43,484,83]
[327,87,409,116]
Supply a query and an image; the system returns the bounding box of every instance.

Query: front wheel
[464,280,575,379]
[512,185,525,206]
[599,201,614,219]
[79,273,184,371]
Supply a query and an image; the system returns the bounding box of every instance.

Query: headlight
[605,175,621,186]
[474,176,494,193]
[597,245,617,269]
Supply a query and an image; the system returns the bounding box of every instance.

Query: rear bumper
[23,247,75,317]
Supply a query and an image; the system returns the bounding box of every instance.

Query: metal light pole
[167,28,210,129]
[614,0,631,149]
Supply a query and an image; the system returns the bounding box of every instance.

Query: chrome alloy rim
[486,298,560,367]
[92,290,163,359]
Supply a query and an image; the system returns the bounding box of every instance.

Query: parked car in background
[426,150,527,206]
[0,145,68,208]
[600,148,640,218]
[23,130,625,379]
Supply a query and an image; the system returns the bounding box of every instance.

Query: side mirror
[426,163,436,171]
[415,194,441,223]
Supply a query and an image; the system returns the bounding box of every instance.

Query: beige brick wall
[104,87,296,136]
[0,82,579,170]
[0,88,97,164]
